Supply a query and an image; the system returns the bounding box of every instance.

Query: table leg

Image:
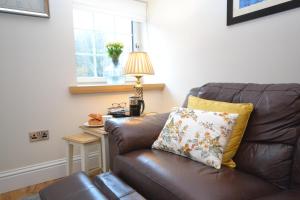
[66,142,73,176]
[80,144,88,173]
[99,138,103,171]
[101,134,110,172]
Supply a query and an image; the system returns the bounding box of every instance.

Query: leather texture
[94,172,145,200]
[120,192,146,200]
[183,83,300,189]
[254,189,300,200]
[107,83,300,199]
[105,113,169,170]
[291,131,300,188]
[114,149,280,200]
[39,172,107,200]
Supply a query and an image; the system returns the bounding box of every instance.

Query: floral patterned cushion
[152,107,239,169]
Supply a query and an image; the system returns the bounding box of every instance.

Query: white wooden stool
[63,133,101,175]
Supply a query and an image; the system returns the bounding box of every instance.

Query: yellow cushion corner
[187,95,254,168]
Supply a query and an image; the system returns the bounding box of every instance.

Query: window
[72,0,147,83]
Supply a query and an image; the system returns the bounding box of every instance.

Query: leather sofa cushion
[234,142,294,188]
[182,83,300,189]
[39,172,107,200]
[113,149,279,200]
[94,172,145,200]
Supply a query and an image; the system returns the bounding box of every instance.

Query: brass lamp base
[134,76,143,99]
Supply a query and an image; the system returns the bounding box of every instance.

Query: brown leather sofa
[105,83,300,200]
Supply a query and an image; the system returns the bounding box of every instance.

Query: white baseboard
[0,152,100,193]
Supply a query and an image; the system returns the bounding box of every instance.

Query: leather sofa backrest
[291,128,300,188]
[183,83,300,189]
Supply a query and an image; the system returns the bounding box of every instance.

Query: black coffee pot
[129,96,145,116]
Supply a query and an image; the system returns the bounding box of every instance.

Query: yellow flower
[205,132,211,139]
[183,144,191,154]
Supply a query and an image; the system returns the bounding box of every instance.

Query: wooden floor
[0,179,59,200]
[0,169,101,200]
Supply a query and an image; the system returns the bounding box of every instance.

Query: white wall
[147,0,300,111]
[0,0,162,174]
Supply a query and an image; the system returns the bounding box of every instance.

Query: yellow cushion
[187,96,254,168]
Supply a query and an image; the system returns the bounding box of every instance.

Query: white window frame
[72,0,147,84]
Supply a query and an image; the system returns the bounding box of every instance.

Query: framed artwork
[227,0,300,25]
[0,0,50,18]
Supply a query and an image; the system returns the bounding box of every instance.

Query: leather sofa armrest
[105,113,169,169]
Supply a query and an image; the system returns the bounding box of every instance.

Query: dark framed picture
[0,0,50,18]
[227,0,300,25]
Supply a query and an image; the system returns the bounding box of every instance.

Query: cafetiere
[129,96,145,116]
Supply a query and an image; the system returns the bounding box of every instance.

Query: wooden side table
[79,126,110,172]
[63,133,101,175]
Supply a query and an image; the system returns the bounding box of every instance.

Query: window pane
[74,30,93,54]
[94,13,114,33]
[73,9,93,29]
[95,32,106,54]
[76,55,95,77]
[116,34,133,52]
[96,55,110,77]
[95,32,115,54]
[132,21,146,51]
[73,9,137,80]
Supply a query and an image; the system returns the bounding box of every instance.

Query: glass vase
[104,59,125,84]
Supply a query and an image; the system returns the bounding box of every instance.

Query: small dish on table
[83,122,104,128]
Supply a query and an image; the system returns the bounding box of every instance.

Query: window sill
[69,83,165,94]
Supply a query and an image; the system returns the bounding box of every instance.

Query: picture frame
[0,0,50,18]
[227,0,300,25]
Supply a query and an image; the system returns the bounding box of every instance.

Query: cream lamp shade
[123,52,154,99]
[123,52,155,76]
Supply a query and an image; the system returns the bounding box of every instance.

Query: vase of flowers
[104,42,125,84]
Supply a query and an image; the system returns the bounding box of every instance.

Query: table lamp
[123,52,155,99]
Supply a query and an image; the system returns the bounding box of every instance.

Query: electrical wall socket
[29,130,49,142]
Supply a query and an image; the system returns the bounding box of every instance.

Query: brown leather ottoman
[39,172,145,200]
[94,172,145,200]
[39,172,107,200]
